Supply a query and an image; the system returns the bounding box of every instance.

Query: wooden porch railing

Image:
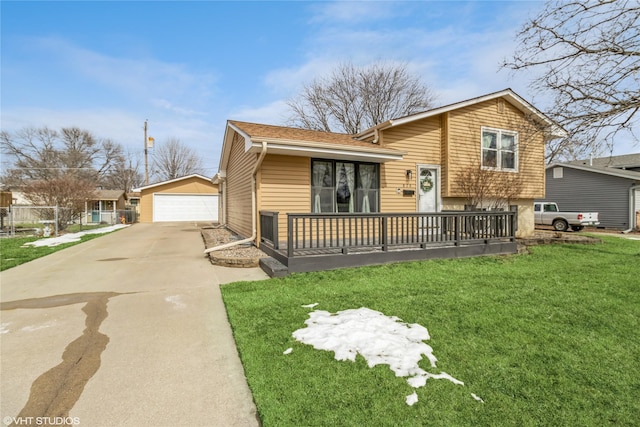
[260,210,515,255]
[260,210,279,249]
[259,210,517,274]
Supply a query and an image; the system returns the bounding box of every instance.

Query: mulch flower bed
[200,226,268,268]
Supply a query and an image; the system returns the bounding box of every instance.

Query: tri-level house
[214,89,565,274]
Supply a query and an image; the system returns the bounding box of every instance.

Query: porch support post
[287,214,294,258]
[509,205,518,240]
[272,211,279,250]
[381,216,388,252]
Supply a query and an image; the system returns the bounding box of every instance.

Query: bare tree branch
[1,126,124,187]
[287,61,436,134]
[503,0,640,161]
[150,138,205,182]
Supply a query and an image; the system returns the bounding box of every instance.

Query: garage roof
[134,174,214,191]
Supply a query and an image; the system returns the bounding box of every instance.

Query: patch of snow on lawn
[471,393,485,403]
[23,224,129,247]
[292,307,467,406]
[406,392,419,406]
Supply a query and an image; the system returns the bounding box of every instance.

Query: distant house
[85,189,128,224]
[543,154,640,230]
[126,191,141,217]
[215,89,565,273]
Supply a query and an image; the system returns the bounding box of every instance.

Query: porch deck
[259,210,517,275]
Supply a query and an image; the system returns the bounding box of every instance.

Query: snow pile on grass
[23,224,129,247]
[292,306,479,406]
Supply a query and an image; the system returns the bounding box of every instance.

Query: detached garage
[136,174,219,223]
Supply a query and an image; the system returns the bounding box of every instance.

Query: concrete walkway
[1,222,268,426]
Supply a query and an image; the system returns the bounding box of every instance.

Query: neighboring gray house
[542,154,640,230]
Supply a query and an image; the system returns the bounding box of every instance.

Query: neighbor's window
[553,167,563,179]
[481,127,518,171]
[311,159,379,213]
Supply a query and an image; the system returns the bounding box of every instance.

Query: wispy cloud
[229,100,291,126]
[308,1,401,24]
[26,36,218,114]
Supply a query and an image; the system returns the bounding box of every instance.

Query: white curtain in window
[313,163,326,213]
[482,132,496,148]
[359,165,374,213]
[341,163,356,212]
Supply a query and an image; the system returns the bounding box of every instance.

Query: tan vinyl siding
[258,154,310,244]
[445,99,546,199]
[226,132,256,237]
[441,113,450,196]
[379,116,441,212]
[139,177,217,223]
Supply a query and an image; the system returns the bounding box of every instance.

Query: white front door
[417,166,439,213]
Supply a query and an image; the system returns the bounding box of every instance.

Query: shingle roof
[548,162,640,181]
[228,120,379,149]
[95,189,125,200]
[568,153,640,169]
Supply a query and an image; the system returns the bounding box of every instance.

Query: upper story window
[311,159,379,213]
[481,127,518,171]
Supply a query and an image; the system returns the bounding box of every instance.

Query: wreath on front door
[420,171,434,192]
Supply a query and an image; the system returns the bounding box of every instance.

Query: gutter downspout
[622,184,639,233]
[215,176,226,227]
[204,141,267,253]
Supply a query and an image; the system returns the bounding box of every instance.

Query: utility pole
[144,120,149,185]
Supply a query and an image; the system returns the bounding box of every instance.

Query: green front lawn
[0,232,109,271]
[222,236,640,426]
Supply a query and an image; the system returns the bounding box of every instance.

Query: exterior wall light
[406,169,413,180]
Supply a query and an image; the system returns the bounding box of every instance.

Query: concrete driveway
[0,222,268,427]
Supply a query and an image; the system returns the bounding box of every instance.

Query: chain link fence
[0,205,64,237]
[0,205,138,238]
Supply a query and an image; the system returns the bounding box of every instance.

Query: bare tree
[287,62,437,134]
[503,0,640,161]
[1,127,123,186]
[1,126,129,228]
[102,148,143,193]
[22,175,96,230]
[456,161,522,210]
[150,138,205,182]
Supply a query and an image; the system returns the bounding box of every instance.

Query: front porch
[259,210,517,275]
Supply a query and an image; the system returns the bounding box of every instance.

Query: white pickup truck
[534,202,600,232]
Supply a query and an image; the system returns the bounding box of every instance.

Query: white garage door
[153,194,218,222]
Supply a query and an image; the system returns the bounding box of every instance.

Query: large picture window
[481,127,518,171]
[311,160,379,213]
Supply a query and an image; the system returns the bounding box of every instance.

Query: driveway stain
[1,292,127,424]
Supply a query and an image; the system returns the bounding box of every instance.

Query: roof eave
[547,162,640,181]
[248,139,405,163]
[135,174,214,191]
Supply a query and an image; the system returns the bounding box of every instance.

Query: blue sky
[2,1,635,177]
